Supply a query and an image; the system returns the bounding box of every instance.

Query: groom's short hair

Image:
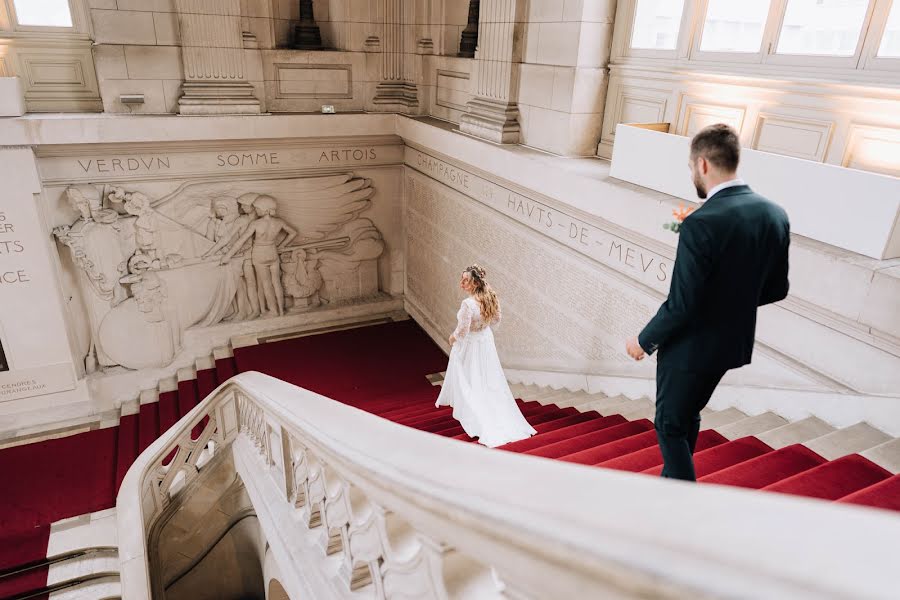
[691,124,740,173]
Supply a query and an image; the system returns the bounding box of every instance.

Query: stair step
[715,412,788,440]
[859,438,900,474]
[643,436,774,478]
[157,391,179,436]
[699,407,747,430]
[804,423,891,460]
[762,454,892,501]
[836,474,900,512]
[522,387,564,401]
[137,402,160,454]
[500,414,626,453]
[529,389,571,403]
[583,394,631,413]
[700,444,826,489]
[552,391,602,408]
[755,416,835,449]
[598,430,727,472]
[195,367,219,401]
[47,549,118,586]
[559,427,657,465]
[114,415,139,492]
[529,419,652,460]
[177,378,199,416]
[618,400,656,421]
[214,355,238,383]
[49,574,121,600]
[48,508,118,555]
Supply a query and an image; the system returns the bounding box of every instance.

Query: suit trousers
[654,364,727,481]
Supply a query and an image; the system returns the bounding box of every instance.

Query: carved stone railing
[119,372,900,600]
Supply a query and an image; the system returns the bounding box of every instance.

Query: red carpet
[837,474,900,512]
[700,445,826,489]
[1,319,897,598]
[643,436,773,478]
[763,455,891,500]
[598,430,727,472]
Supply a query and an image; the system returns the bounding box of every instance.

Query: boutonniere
[663,204,695,233]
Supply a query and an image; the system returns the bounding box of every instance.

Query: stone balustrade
[118,371,900,599]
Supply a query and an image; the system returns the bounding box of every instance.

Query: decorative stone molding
[458,0,480,58]
[372,0,419,114]
[459,0,524,144]
[173,0,261,115]
[0,34,102,113]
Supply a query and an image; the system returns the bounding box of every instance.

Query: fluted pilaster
[372,0,419,113]
[460,0,524,143]
[174,0,261,115]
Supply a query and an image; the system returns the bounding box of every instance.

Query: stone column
[458,0,480,58]
[372,0,419,113]
[175,0,261,115]
[459,0,524,143]
[293,0,323,49]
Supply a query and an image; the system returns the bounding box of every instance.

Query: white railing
[118,372,900,600]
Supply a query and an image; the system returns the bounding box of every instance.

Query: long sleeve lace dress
[435,297,535,447]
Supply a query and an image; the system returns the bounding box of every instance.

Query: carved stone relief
[54,174,385,371]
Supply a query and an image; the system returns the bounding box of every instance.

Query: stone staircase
[499,382,900,502]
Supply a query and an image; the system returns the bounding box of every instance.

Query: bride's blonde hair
[464,264,500,323]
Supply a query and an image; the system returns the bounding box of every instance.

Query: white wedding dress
[436,297,536,447]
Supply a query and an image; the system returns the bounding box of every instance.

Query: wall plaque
[0,363,76,403]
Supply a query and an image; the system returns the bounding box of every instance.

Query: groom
[625,123,790,481]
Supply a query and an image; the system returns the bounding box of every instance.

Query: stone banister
[117,371,899,599]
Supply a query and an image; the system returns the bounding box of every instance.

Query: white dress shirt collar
[705,178,745,202]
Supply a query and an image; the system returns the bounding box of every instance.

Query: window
[878,1,900,57]
[700,0,771,53]
[776,0,870,56]
[11,0,72,28]
[630,0,686,50]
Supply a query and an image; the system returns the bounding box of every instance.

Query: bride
[436,265,536,447]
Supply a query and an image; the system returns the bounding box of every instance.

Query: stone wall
[518,0,615,155]
[402,151,814,390]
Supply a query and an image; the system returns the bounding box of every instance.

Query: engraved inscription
[406,149,672,292]
[217,152,280,168]
[78,156,172,174]
[319,148,378,162]
[0,211,29,285]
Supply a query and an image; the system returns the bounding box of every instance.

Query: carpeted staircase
[1,320,898,599]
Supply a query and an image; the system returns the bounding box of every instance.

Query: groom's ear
[697,156,710,176]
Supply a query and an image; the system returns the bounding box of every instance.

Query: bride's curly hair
[464,264,500,323]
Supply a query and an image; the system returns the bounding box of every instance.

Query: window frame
[688,0,783,64]
[860,0,900,71]
[617,0,694,60]
[0,0,90,35]
[762,0,879,69]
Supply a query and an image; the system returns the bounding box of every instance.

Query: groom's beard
[693,174,708,199]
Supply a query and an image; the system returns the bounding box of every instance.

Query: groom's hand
[626,336,646,361]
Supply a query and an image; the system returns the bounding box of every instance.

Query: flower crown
[466,264,487,283]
